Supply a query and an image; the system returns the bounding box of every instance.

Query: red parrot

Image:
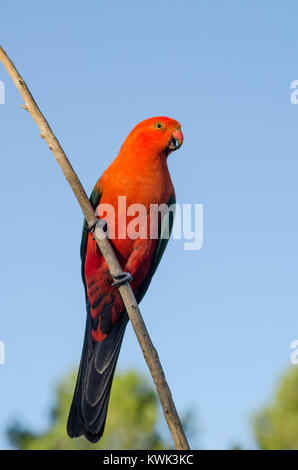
[67,116,183,442]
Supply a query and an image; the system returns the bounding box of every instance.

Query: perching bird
[67,116,183,442]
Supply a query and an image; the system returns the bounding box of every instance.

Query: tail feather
[67,312,128,442]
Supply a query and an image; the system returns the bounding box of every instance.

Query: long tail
[67,313,128,443]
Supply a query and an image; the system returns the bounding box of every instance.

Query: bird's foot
[112,271,132,287]
[88,218,108,233]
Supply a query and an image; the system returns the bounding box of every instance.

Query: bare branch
[0,45,190,450]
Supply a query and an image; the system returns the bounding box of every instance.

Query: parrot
[67,116,183,443]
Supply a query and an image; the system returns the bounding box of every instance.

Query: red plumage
[67,116,183,442]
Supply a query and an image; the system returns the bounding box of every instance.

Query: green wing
[136,193,176,303]
[80,186,102,283]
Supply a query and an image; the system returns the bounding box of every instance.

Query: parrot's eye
[155,122,164,130]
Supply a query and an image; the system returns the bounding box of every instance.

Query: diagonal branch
[0,45,190,451]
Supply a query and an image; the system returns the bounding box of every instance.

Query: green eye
[155,122,163,129]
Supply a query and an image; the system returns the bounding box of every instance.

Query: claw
[111,271,132,287]
[88,218,108,233]
[86,219,108,240]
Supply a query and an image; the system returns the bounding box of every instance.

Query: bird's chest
[101,164,171,225]
[97,165,172,265]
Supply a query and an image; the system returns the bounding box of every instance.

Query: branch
[0,46,190,450]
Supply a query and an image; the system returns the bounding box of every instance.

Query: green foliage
[253,366,298,450]
[7,370,170,450]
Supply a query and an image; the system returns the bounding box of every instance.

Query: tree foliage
[253,366,298,450]
[7,370,171,450]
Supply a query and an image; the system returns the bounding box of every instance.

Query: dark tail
[67,313,128,443]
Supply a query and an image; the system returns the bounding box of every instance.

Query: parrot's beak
[168,128,183,151]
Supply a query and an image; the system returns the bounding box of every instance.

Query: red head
[122,116,183,157]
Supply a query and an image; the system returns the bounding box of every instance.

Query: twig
[0,46,190,450]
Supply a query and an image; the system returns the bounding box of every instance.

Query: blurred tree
[253,366,298,450]
[7,370,172,450]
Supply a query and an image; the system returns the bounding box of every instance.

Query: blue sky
[0,0,298,450]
